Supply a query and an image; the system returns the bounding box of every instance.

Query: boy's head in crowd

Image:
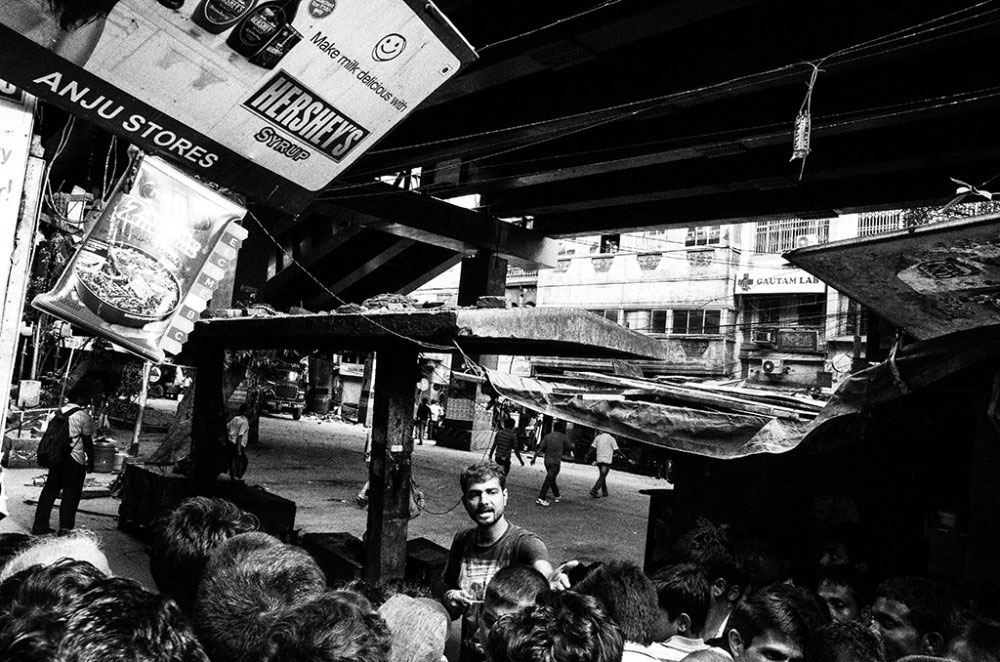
[194,532,327,662]
[478,564,549,647]
[574,559,659,646]
[150,496,259,615]
[870,576,960,661]
[650,561,711,640]
[726,583,826,662]
[0,529,110,581]
[943,618,1000,662]
[816,564,872,624]
[806,620,886,662]
[668,521,745,639]
[59,576,208,662]
[486,590,623,662]
[379,593,449,662]
[265,589,391,662]
[0,559,106,661]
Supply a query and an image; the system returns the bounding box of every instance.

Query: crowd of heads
[476,520,999,662]
[1,494,998,662]
[0,496,447,662]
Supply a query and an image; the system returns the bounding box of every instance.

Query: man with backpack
[32,386,96,535]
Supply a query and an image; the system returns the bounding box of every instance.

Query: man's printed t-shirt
[493,429,518,461]
[444,524,548,662]
[591,433,619,464]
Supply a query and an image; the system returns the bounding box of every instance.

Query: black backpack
[36,407,81,468]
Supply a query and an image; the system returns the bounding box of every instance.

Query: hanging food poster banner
[0,0,476,213]
[33,152,247,363]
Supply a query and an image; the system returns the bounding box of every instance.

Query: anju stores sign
[0,0,475,212]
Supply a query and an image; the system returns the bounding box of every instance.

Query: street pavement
[2,399,672,589]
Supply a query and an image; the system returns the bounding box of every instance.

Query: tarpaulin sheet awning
[801,323,1000,450]
[486,369,813,459]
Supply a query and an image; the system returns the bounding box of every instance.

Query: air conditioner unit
[760,358,784,375]
[751,328,776,345]
[794,234,820,248]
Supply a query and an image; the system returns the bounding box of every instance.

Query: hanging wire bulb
[790,61,823,180]
[791,111,811,161]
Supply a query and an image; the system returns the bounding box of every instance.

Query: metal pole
[129,362,151,456]
[58,344,76,403]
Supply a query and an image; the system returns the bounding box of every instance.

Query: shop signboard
[735,254,826,295]
[33,151,247,362]
[0,0,475,212]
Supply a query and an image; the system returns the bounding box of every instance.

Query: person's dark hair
[48,0,121,31]
[817,522,873,572]
[58,576,208,661]
[948,618,1000,662]
[195,532,327,662]
[742,536,792,591]
[877,577,962,642]
[729,583,827,652]
[0,558,106,660]
[668,521,744,591]
[504,418,515,429]
[574,559,659,645]
[0,558,105,617]
[650,562,711,636]
[817,564,874,611]
[263,590,391,662]
[485,565,549,614]
[486,590,623,662]
[460,461,506,493]
[149,497,259,615]
[806,620,886,662]
[237,404,248,416]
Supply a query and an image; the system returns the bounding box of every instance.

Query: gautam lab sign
[0,0,475,212]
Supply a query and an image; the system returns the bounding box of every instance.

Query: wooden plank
[189,346,227,491]
[188,308,668,360]
[364,346,418,583]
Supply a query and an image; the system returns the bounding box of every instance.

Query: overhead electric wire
[319,1,1000,192]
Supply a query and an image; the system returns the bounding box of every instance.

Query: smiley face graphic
[373,33,406,61]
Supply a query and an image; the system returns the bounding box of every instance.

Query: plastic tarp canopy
[485,369,813,459]
[800,323,1000,452]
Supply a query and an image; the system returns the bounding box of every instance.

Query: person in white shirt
[226,405,250,481]
[31,386,95,535]
[585,431,620,498]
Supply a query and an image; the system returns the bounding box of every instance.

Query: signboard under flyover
[0,0,475,212]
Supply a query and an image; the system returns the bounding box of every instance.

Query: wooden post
[364,345,418,583]
[357,352,375,426]
[189,345,227,492]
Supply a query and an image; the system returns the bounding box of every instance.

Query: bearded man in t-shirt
[443,461,559,662]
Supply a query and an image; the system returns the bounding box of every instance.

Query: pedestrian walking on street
[532,421,570,506]
[489,418,524,476]
[415,397,431,445]
[226,404,249,481]
[428,399,443,440]
[585,431,620,498]
[32,385,96,535]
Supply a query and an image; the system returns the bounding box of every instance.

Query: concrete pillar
[457,251,507,450]
[457,251,508,307]
[364,346,419,582]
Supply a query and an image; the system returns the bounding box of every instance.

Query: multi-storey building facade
[413,205,993,390]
